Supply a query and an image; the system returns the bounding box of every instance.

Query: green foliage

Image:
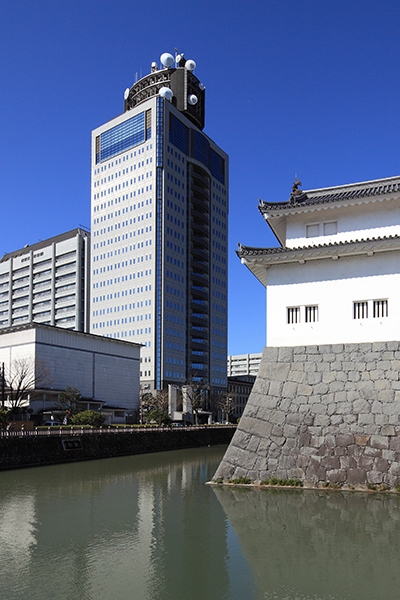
[215,478,223,484]
[0,408,9,429]
[262,477,303,488]
[367,482,377,491]
[70,410,105,427]
[57,387,82,416]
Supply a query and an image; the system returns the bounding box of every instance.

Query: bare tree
[5,357,50,411]
[184,377,209,425]
[217,390,238,423]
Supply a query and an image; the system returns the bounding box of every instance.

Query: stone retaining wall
[213,342,400,487]
[0,427,235,471]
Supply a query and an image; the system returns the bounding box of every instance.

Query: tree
[184,377,209,425]
[71,410,105,427]
[0,408,9,429]
[5,357,50,411]
[216,390,238,423]
[142,389,170,425]
[57,387,82,417]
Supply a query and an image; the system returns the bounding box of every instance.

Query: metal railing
[0,424,236,438]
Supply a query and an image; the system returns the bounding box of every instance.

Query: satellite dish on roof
[185,59,196,71]
[160,53,174,67]
[199,82,205,91]
[188,94,198,105]
[124,88,130,100]
[159,87,173,100]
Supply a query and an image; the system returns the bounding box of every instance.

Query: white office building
[91,51,229,392]
[238,176,400,346]
[227,353,262,377]
[0,229,90,332]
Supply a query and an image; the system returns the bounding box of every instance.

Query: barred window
[287,307,300,324]
[373,299,388,318]
[305,305,318,322]
[354,301,368,319]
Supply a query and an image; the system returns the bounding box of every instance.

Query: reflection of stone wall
[213,486,400,599]
[213,343,400,487]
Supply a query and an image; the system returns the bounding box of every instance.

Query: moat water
[1,445,400,600]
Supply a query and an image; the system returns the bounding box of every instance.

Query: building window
[323,221,337,235]
[306,223,320,238]
[373,299,388,318]
[287,307,300,324]
[305,305,318,322]
[354,301,368,319]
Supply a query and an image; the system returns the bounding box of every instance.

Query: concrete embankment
[0,426,235,471]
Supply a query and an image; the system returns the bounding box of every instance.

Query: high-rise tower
[90,51,228,392]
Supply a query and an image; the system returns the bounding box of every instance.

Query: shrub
[71,410,105,427]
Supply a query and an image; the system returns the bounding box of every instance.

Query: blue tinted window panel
[169,114,189,155]
[210,148,225,184]
[96,112,146,163]
[193,131,209,167]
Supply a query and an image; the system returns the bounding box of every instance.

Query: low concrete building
[0,324,141,423]
[227,353,262,377]
[227,375,256,419]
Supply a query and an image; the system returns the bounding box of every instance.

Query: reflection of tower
[91,51,229,393]
[0,448,233,599]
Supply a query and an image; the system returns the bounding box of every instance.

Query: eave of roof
[237,235,400,287]
[259,175,400,215]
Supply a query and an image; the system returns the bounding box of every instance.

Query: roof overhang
[237,236,400,288]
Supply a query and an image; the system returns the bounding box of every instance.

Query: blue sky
[1,1,400,355]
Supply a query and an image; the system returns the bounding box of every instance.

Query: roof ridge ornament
[290,177,308,204]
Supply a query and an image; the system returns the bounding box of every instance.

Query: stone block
[374,414,389,426]
[354,434,370,446]
[314,415,331,428]
[259,396,279,412]
[299,432,311,447]
[367,471,383,485]
[280,398,292,413]
[330,381,345,393]
[358,456,374,470]
[371,400,383,414]
[332,344,344,353]
[270,435,285,447]
[314,383,329,395]
[339,455,357,469]
[247,435,261,453]
[306,371,328,384]
[293,345,306,354]
[327,468,347,482]
[231,430,252,450]
[381,424,395,436]
[385,370,399,381]
[347,468,367,485]
[389,462,400,477]
[306,463,327,482]
[278,347,293,362]
[297,384,313,396]
[271,424,283,437]
[353,398,371,414]
[287,370,305,384]
[336,433,355,447]
[283,424,298,438]
[371,435,389,450]
[269,380,283,397]
[286,412,304,426]
[321,456,340,469]
[378,389,395,404]
[372,341,387,352]
[264,347,279,363]
[363,446,382,458]
[304,362,317,373]
[374,458,389,473]
[358,413,374,426]
[293,354,307,362]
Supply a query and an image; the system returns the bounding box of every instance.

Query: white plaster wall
[266,250,400,346]
[285,197,400,248]
[0,327,140,412]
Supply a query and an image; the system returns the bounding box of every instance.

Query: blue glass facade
[96,111,150,163]
[169,114,189,155]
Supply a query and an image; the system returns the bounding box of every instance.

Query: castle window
[305,305,318,322]
[373,300,388,318]
[287,307,300,324]
[323,221,337,235]
[354,301,368,319]
[306,224,319,238]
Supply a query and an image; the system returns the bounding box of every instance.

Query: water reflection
[213,486,400,600]
[0,447,252,600]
